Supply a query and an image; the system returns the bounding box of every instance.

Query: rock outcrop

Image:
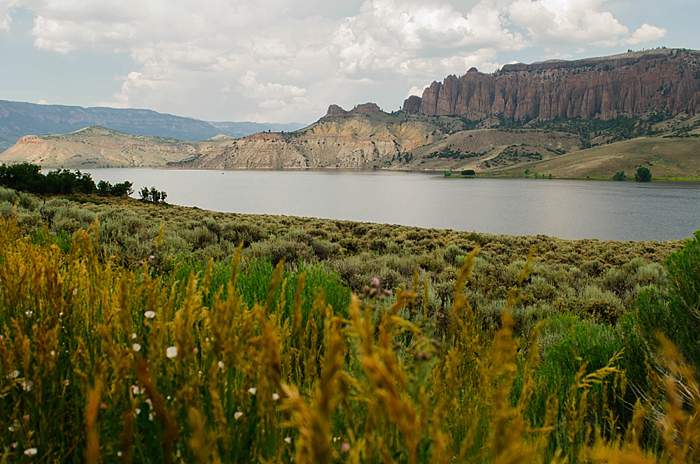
[323,102,384,119]
[404,49,700,121]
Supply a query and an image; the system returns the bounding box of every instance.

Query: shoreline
[33,164,700,183]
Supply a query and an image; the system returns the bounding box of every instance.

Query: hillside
[0,127,197,168]
[404,48,700,122]
[173,104,585,171]
[0,99,305,150]
[496,136,700,180]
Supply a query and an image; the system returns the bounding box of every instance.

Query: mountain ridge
[0,99,306,150]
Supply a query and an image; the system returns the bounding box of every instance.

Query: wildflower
[131,333,137,339]
[247,387,257,395]
[7,370,19,379]
[284,437,292,444]
[272,392,280,401]
[148,412,155,421]
[63,379,70,387]
[117,451,122,457]
[144,310,156,319]
[341,442,350,453]
[135,408,141,415]
[11,442,17,449]
[166,346,178,359]
[130,385,142,395]
[21,380,33,392]
[25,310,33,317]
[132,343,141,352]
[50,350,56,357]
[24,448,38,457]
[234,411,243,420]
[217,361,225,369]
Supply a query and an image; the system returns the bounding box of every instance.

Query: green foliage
[634,166,652,182]
[140,186,168,203]
[0,162,134,197]
[635,232,700,372]
[612,171,626,181]
[460,169,476,176]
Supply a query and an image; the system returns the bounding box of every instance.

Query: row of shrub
[0,162,134,196]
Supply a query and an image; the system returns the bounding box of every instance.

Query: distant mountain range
[0,99,306,150]
[2,49,699,180]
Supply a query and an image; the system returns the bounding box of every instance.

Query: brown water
[82,169,700,241]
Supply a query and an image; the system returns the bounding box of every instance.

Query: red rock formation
[404,49,700,121]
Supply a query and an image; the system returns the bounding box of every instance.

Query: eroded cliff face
[183,108,445,170]
[404,49,700,121]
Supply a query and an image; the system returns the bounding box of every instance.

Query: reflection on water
[81,169,700,241]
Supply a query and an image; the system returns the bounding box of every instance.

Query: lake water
[82,169,700,241]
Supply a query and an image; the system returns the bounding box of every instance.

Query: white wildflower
[132,343,141,352]
[247,387,257,396]
[144,310,156,319]
[234,411,244,420]
[217,361,225,369]
[166,346,178,359]
[272,392,280,401]
[7,370,19,379]
[24,448,38,456]
[21,380,33,392]
[284,437,292,444]
[131,333,137,339]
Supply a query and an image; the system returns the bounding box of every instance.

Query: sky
[0,0,696,124]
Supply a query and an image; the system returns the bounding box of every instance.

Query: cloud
[0,0,18,31]
[509,0,630,47]
[626,24,666,45]
[333,0,523,77]
[4,0,674,122]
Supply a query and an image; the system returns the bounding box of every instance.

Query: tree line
[0,163,168,202]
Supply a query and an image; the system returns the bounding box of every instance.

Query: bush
[612,171,626,181]
[635,232,700,371]
[634,166,652,182]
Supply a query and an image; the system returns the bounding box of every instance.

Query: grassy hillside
[2,186,700,461]
[496,136,700,180]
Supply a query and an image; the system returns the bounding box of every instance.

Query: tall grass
[0,214,698,463]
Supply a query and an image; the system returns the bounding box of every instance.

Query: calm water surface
[82,169,700,241]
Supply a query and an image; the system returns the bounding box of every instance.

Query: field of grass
[495,136,700,180]
[1,187,699,462]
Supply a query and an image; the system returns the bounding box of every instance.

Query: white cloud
[3,0,673,122]
[333,0,523,77]
[0,0,18,31]
[509,0,630,47]
[626,24,666,45]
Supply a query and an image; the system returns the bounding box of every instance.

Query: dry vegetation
[0,187,698,463]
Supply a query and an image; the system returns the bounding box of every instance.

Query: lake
[81,169,700,241]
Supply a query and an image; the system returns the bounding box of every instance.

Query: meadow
[0,186,698,463]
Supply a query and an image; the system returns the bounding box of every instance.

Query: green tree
[634,166,652,182]
[612,171,626,181]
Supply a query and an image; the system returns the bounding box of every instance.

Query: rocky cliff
[404,49,700,121]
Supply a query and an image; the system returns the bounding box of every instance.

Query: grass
[0,188,698,462]
[496,136,700,181]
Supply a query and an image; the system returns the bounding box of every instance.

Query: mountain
[404,48,700,122]
[0,127,197,168]
[173,103,582,171]
[0,99,305,150]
